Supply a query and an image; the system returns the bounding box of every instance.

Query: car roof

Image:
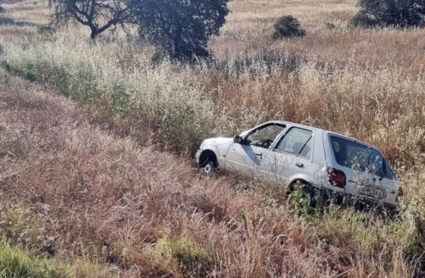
[266,120,374,148]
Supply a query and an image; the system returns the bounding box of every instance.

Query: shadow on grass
[0,16,36,27]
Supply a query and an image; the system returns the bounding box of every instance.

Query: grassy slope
[0,70,421,277]
[1,0,425,277]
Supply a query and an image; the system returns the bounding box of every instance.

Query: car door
[252,134,285,184]
[225,141,258,178]
[225,123,286,179]
[270,127,314,186]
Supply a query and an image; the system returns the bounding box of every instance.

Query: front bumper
[195,149,202,164]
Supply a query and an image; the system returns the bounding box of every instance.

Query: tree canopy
[352,0,425,28]
[50,0,230,61]
[50,0,133,39]
[129,0,229,61]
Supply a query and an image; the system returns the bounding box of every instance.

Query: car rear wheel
[288,182,331,214]
[288,181,308,200]
[287,181,320,212]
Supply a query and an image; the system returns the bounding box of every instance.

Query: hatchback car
[196,121,402,207]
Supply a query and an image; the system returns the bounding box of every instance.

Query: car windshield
[330,136,394,179]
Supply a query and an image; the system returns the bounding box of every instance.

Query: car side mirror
[234,136,244,144]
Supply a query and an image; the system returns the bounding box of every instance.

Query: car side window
[275,128,313,158]
[245,124,286,149]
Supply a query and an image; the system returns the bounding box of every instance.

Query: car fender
[288,173,317,189]
[197,138,233,167]
[200,146,220,159]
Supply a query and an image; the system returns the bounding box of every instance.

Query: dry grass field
[1,0,425,277]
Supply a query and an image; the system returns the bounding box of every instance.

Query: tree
[129,0,229,61]
[351,0,425,28]
[272,15,306,39]
[50,0,133,39]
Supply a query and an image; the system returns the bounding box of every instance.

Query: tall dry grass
[2,30,425,168]
[0,0,425,277]
[0,70,421,277]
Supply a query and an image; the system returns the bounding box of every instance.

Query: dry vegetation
[1,0,425,277]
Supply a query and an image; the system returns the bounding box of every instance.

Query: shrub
[349,12,379,28]
[37,25,56,37]
[351,0,425,28]
[272,15,306,39]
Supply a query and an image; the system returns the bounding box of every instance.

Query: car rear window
[330,136,394,179]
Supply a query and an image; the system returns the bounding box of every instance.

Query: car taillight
[327,167,346,188]
[398,186,404,198]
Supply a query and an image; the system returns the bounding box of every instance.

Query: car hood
[201,137,234,150]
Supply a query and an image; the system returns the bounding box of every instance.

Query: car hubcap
[204,163,212,174]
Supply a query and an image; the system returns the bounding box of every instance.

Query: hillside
[1,0,425,277]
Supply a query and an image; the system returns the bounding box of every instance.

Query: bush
[37,25,56,37]
[351,0,425,28]
[349,12,379,28]
[273,15,306,39]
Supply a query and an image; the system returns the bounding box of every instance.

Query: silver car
[196,121,402,207]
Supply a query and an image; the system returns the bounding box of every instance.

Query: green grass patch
[0,238,70,278]
[154,235,217,277]
[0,238,114,278]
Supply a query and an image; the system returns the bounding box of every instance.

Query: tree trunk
[173,25,182,58]
[90,27,99,40]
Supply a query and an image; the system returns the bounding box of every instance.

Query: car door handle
[295,162,304,168]
[255,153,263,159]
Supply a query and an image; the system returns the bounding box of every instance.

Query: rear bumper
[305,184,399,209]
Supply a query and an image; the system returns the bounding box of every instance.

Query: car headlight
[200,141,206,150]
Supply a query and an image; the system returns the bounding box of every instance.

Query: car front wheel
[200,159,217,175]
[199,151,218,176]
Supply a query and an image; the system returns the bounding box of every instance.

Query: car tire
[287,181,316,208]
[199,158,217,176]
